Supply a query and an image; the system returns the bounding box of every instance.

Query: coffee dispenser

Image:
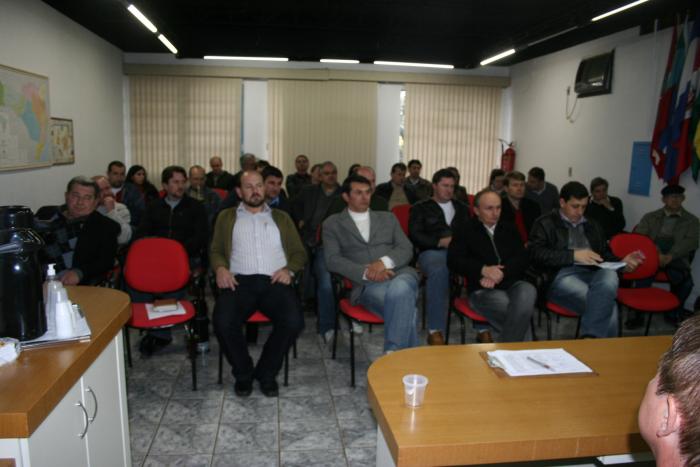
[0,206,47,340]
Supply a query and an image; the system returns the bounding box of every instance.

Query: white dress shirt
[348,209,395,272]
[229,204,287,276]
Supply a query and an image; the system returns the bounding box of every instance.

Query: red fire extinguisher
[499,140,516,172]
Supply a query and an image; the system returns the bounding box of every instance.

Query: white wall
[242,80,267,160]
[0,0,124,211]
[510,26,700,307]
[376,84,403,180]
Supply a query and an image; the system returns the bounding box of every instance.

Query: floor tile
[221,396,278,424]
[345,447,375,467]
[128,397,167,425]
[129,419,158,455]
[142,454,211,467]
[279,419,342,451]
[161,398,222,425]
[338,417,377,448]
[149,423,218,455]
[279,394,334,422]
[333,393,374,420]
[212,451,279,467]
[215,422,278,454]
[280,449,347,467]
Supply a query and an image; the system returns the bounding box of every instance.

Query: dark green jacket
[635,207,699,268]
[210,206,307,274]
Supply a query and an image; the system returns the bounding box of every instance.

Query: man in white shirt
[323,174,419,352]
[91,175,132,245]
[210,171,307,397]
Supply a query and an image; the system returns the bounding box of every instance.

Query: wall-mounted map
[0,64,51,171]
[50,117,74,165]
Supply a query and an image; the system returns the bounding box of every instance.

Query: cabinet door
[82,335,131,467]
[26,379,89,467]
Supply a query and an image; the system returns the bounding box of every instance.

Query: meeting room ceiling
[42,0,693,68]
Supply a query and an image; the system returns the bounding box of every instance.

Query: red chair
[545,302,581,339]
[212,188,228,201]
[446,276,489,344]
[331,275,384,387]
[123,238,198,389]
[467,194,475,216]
[391,204,411,237]
[216,310,291,387]
[158,189,166,198]
[610,233,680,335]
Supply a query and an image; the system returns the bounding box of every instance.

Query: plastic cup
[403,374,428,407]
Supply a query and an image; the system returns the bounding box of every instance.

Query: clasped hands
[479,265,504,289]
[215,266,293,290]
[365,260,395,282]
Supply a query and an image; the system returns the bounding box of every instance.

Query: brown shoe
[476,330,494,343]
[427,331,445,345]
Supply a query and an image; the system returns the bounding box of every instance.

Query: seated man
[211,171,306,397]
[635,185,698,325]
[262,166,291,215]
[36,176,119,285]
[448,190,535,342]
[285,154,312,199]
[585,177,625,240]
[529,181,643,338]
[406,159,432,201]
[106,160,145,226]
[92,175,132,246]
[187,164,222,227]
[638,313,700,467]
[375,162,418,208]
[323,174,419,352]
[206,155,235,191]
[409,168,471,345]
[499,171,541,244]
[525,166,559,214]
[488,168,505,194]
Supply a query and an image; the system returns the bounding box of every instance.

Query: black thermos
[0,206,47,340]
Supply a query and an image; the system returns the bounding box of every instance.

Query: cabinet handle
[75,401,89,439]
[85,386,98,422]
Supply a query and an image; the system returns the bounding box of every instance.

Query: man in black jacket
[375,162,418,209]
[409,169,470,345]
[585,177,625,240]
[500,171,541,244]
[262,166,291,215]
[36,176,120,286]
[529,181,643,338]
[448,189,535,342]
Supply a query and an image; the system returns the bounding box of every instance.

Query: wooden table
[367,336,671,467]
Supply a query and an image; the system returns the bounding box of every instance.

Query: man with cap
[635,185,699,325]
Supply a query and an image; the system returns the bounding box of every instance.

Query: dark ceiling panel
[41,0,694,67]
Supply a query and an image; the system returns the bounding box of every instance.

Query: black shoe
[234,380,253,397]
[259,379,279,397]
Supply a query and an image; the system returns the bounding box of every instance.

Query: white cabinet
[4,333,131,467]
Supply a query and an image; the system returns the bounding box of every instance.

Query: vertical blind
[268,80,377,178]
[404,84,501,194]
[129,75,242,179]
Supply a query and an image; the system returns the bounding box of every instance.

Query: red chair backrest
[391,204,411,236]
[124,238,191,293]
[609,233,659,281]
[158,189,166,198]
[467,194,475,215]
[213,188,228,200]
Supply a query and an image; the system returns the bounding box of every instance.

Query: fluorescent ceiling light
[591,0,648,22]
[373,61,453,69]
[158,34,177,54]
[127,4,157,33]
[480,48,516,66]
[203,56,289,62]
[320,59,360,64]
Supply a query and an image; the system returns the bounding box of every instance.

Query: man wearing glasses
[35,176,120,285]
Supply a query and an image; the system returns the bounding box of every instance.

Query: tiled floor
[125,299,678,467]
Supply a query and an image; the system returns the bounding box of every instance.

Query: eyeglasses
[68,192,95,202]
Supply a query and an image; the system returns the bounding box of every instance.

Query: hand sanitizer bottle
[54,288,74,339]
[43,264,63,332]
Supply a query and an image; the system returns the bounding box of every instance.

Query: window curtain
[268,80,377,178]
[404,84,501,194]
[129,75,242,180]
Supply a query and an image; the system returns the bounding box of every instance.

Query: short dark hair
[560,181,588,201]
[503,171,525,186]
[489,169,505,185]
[341,174,371,194]
[262,166,283,181]
[66,176,99,198]
[656,314,700,466]
[311,163,322,172]
[590,177,609,192]
[473,188,500,208]
[348,164,361,177]
[432,168,456,185]
[528,167,545,181]
[107,160,124,172]
[391,162,407,174]
[256,160,270,170]
[295,154,308,162]
[408,159,422,168]
[161,165,187,184]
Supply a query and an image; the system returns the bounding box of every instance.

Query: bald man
[206,156,235,191]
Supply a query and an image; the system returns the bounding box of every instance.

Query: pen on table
[526,356,554,371]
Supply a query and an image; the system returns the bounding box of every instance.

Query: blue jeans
[548,266,619,337]
[314,247,335,335]
[357,272,419,352]
[469,280,536,342]
[417,249,449,333]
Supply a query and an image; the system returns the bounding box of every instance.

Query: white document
[486,348,593,377]
[574,261,626,270]
[146,301,187,320]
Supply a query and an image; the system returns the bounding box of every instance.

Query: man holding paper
[448,189,535,342]
[529,181,643,338]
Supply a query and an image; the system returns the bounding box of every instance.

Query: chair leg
[123,326,132,368]
[187,323,197,391]
[445,307,452,345]
[459,315,466,344]
[284,349,289,387]
[644,313,653,336]
[530,316,538,341]
[574,318,581,339]
[546,311,553,340]
[217,347,223,385]
[332,311,339,359]
[421,286,427,330]
[293,340,297,359]
[349,318,356,388]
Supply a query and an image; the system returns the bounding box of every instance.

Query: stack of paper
[146,301,187,320]
[486,348,593,377]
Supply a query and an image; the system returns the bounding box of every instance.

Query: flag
[688,12,700,181]
[668,11,700,183]
[650,22,686,179]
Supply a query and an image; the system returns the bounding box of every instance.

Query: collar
[348,209,370,221]
[559,210,587,227]
[481,222,497,236]
[663,208,683,217]
[237,202,272,216]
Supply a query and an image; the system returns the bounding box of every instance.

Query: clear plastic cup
[403,374,429,407]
